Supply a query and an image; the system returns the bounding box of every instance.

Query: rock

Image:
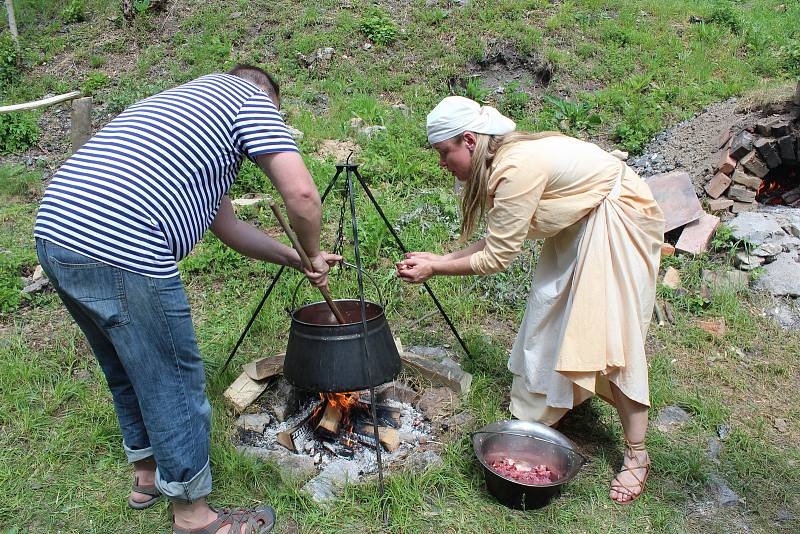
[773,418,788,433]
[754,253,800,296]
[696,318,726,338]
[729,212,787,246]
[21,277,49,295]
[363,43,373,50]
[439,410,476,432]
[415,387,455,420]
[784,222,800,238]
[405,346,453,359]
[265,377,301,423]
[655,405,691,433]
[706,473,740,507]
[751,242,783,258]
[392,103,410,115]
[717,424,731,440]
[765,299,799,329]
[235,413,272,433]
[31,265,45,282]
[237,446,317,482]
[733,251,765,271]
[349,117,365,129]
[286,125,304,140]
[230,197,267,209]
[359,125,387,138]
[776,510,797,522]
[701,269,749,291]
[662,267,682,289]
[301,459,360,503]
[376,381,418,404]
[404,450,443,473]
[707,437,722,462]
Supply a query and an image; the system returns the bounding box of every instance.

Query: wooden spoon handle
[269,202,347,324]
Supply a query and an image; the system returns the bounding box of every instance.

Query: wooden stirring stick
[269,201,347,324]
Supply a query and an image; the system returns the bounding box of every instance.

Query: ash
[243,397,432,476]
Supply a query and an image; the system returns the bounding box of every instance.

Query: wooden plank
[316,402,342,434]
[223,371,269,414]
[0,91,82,114]
[242,353,285,381]
[70,97,92,154]
[400,351,472,395]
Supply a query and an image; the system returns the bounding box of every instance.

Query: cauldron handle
[289,261,387,312]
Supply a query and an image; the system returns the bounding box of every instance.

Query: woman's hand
[396,255,436,284]
[303,252,342,288]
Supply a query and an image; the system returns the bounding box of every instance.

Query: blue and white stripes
[35,73,297,278]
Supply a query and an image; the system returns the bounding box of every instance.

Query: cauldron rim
[290,299,385,327]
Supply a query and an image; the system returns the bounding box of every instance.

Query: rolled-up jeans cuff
[123,441,154,463]
[156,458,212,503]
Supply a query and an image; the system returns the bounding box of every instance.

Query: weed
[456,77,491,105]
[88,54,106,68]
[543,95,601,133]
[497,82,530,120]
[708,2,742,35]
[0,33,18,84]
[0,165,41,199]
[61,0,86,24]
[80,71,110,96]
[360,9,398,46]
[0,112,40,154]
[780,40,800,76]
[709,224,738,254]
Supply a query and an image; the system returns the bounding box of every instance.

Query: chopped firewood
[277,406,319,452]
[223,371,269,414]
[401,351,472,394]
[316,402,343,434]
[242,353,285,381]
[353,423,400,452]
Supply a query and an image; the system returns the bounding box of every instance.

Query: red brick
[675,212,720,255]
[728,185,757,203]
[717,127,732,149]
[708,198,734,211]
[646,171,704,232]
[731,166,763,190]
[715,143,736,175]
[704,172,731,199]
[739,150,769,177]
[661,243,676,257]
[731,201,756,213]
[754,137,781,169]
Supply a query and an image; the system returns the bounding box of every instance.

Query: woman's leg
[609,381,650,503]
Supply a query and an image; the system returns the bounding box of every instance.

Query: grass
[1,0,800,532]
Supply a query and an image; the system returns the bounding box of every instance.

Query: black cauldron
[284,298,401,392]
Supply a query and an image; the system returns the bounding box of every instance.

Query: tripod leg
[219,265,286,374]
[353,169,473,359]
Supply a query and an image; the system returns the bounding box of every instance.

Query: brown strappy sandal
[127,475,162,510]
[609,439,651,505]
[172,505,276,534]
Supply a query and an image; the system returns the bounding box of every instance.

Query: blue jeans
[36,238,212,502]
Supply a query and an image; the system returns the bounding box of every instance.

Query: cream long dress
[468,136,665,425]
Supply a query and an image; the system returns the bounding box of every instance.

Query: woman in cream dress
[396,96,664,504]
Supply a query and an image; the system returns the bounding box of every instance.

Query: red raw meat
[489,458,554,484]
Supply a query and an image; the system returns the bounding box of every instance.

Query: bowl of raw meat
[472,420,585,509]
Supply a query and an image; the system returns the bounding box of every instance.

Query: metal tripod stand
[220,158,472,525]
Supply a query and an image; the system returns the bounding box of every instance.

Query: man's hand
[303,252,342,288]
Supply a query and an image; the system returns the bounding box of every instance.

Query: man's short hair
[227,64,280,105]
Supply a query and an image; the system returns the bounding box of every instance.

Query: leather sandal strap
[132,475,161,497]
[172,506,272,534]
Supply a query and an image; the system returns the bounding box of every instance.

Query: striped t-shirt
[34,73,298,277]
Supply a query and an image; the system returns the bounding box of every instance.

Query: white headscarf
[426,96,516,145]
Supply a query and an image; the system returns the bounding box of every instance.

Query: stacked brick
[704,117,799,213]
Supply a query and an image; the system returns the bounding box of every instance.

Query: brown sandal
[172,505,276,534]
[609,439,651,505]
[128,475,162,510]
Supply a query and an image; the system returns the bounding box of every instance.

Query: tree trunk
[4,0,20,61]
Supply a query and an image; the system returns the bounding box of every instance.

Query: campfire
[276,391,406,457]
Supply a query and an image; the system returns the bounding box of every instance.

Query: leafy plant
[0,33,18,84]
[0,165,41,199]
[0,112,40,154]
[497,82,530,120]
[81,72,110,96]
[779,40,800,76]
[134,0,152,15]
[61,0,86,24]
[460,77,491,105]
[708,2,742,35]
[543,95,601,132]
[360,9,398,46]
[0,252,25,314]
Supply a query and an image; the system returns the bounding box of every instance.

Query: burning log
[353,423,401,452]
[316,402,343,434]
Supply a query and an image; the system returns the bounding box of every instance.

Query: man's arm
[210,196,301,267]
[255,151,322,260]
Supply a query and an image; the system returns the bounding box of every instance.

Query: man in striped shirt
[34,65,337,533]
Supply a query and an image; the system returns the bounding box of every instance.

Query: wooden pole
[0,91,82,114]
[268,201,346,324]
[4,0,19,57]
[794,80,800,106]
[70,96,92,154]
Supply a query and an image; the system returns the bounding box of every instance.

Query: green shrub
[62,0,86,23]
[360,9,398,46]
[0,254,24,314]
[498,82,530,120]
[780,41,800,76]
[0,112,40,154]
[81,71,110,96]
[543,95,601,133]
[0,33,18,84]
[708,2,742,35]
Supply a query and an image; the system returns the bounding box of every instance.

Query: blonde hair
[459,131,564,240]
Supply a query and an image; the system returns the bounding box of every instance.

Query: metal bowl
[472,420,585,509]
